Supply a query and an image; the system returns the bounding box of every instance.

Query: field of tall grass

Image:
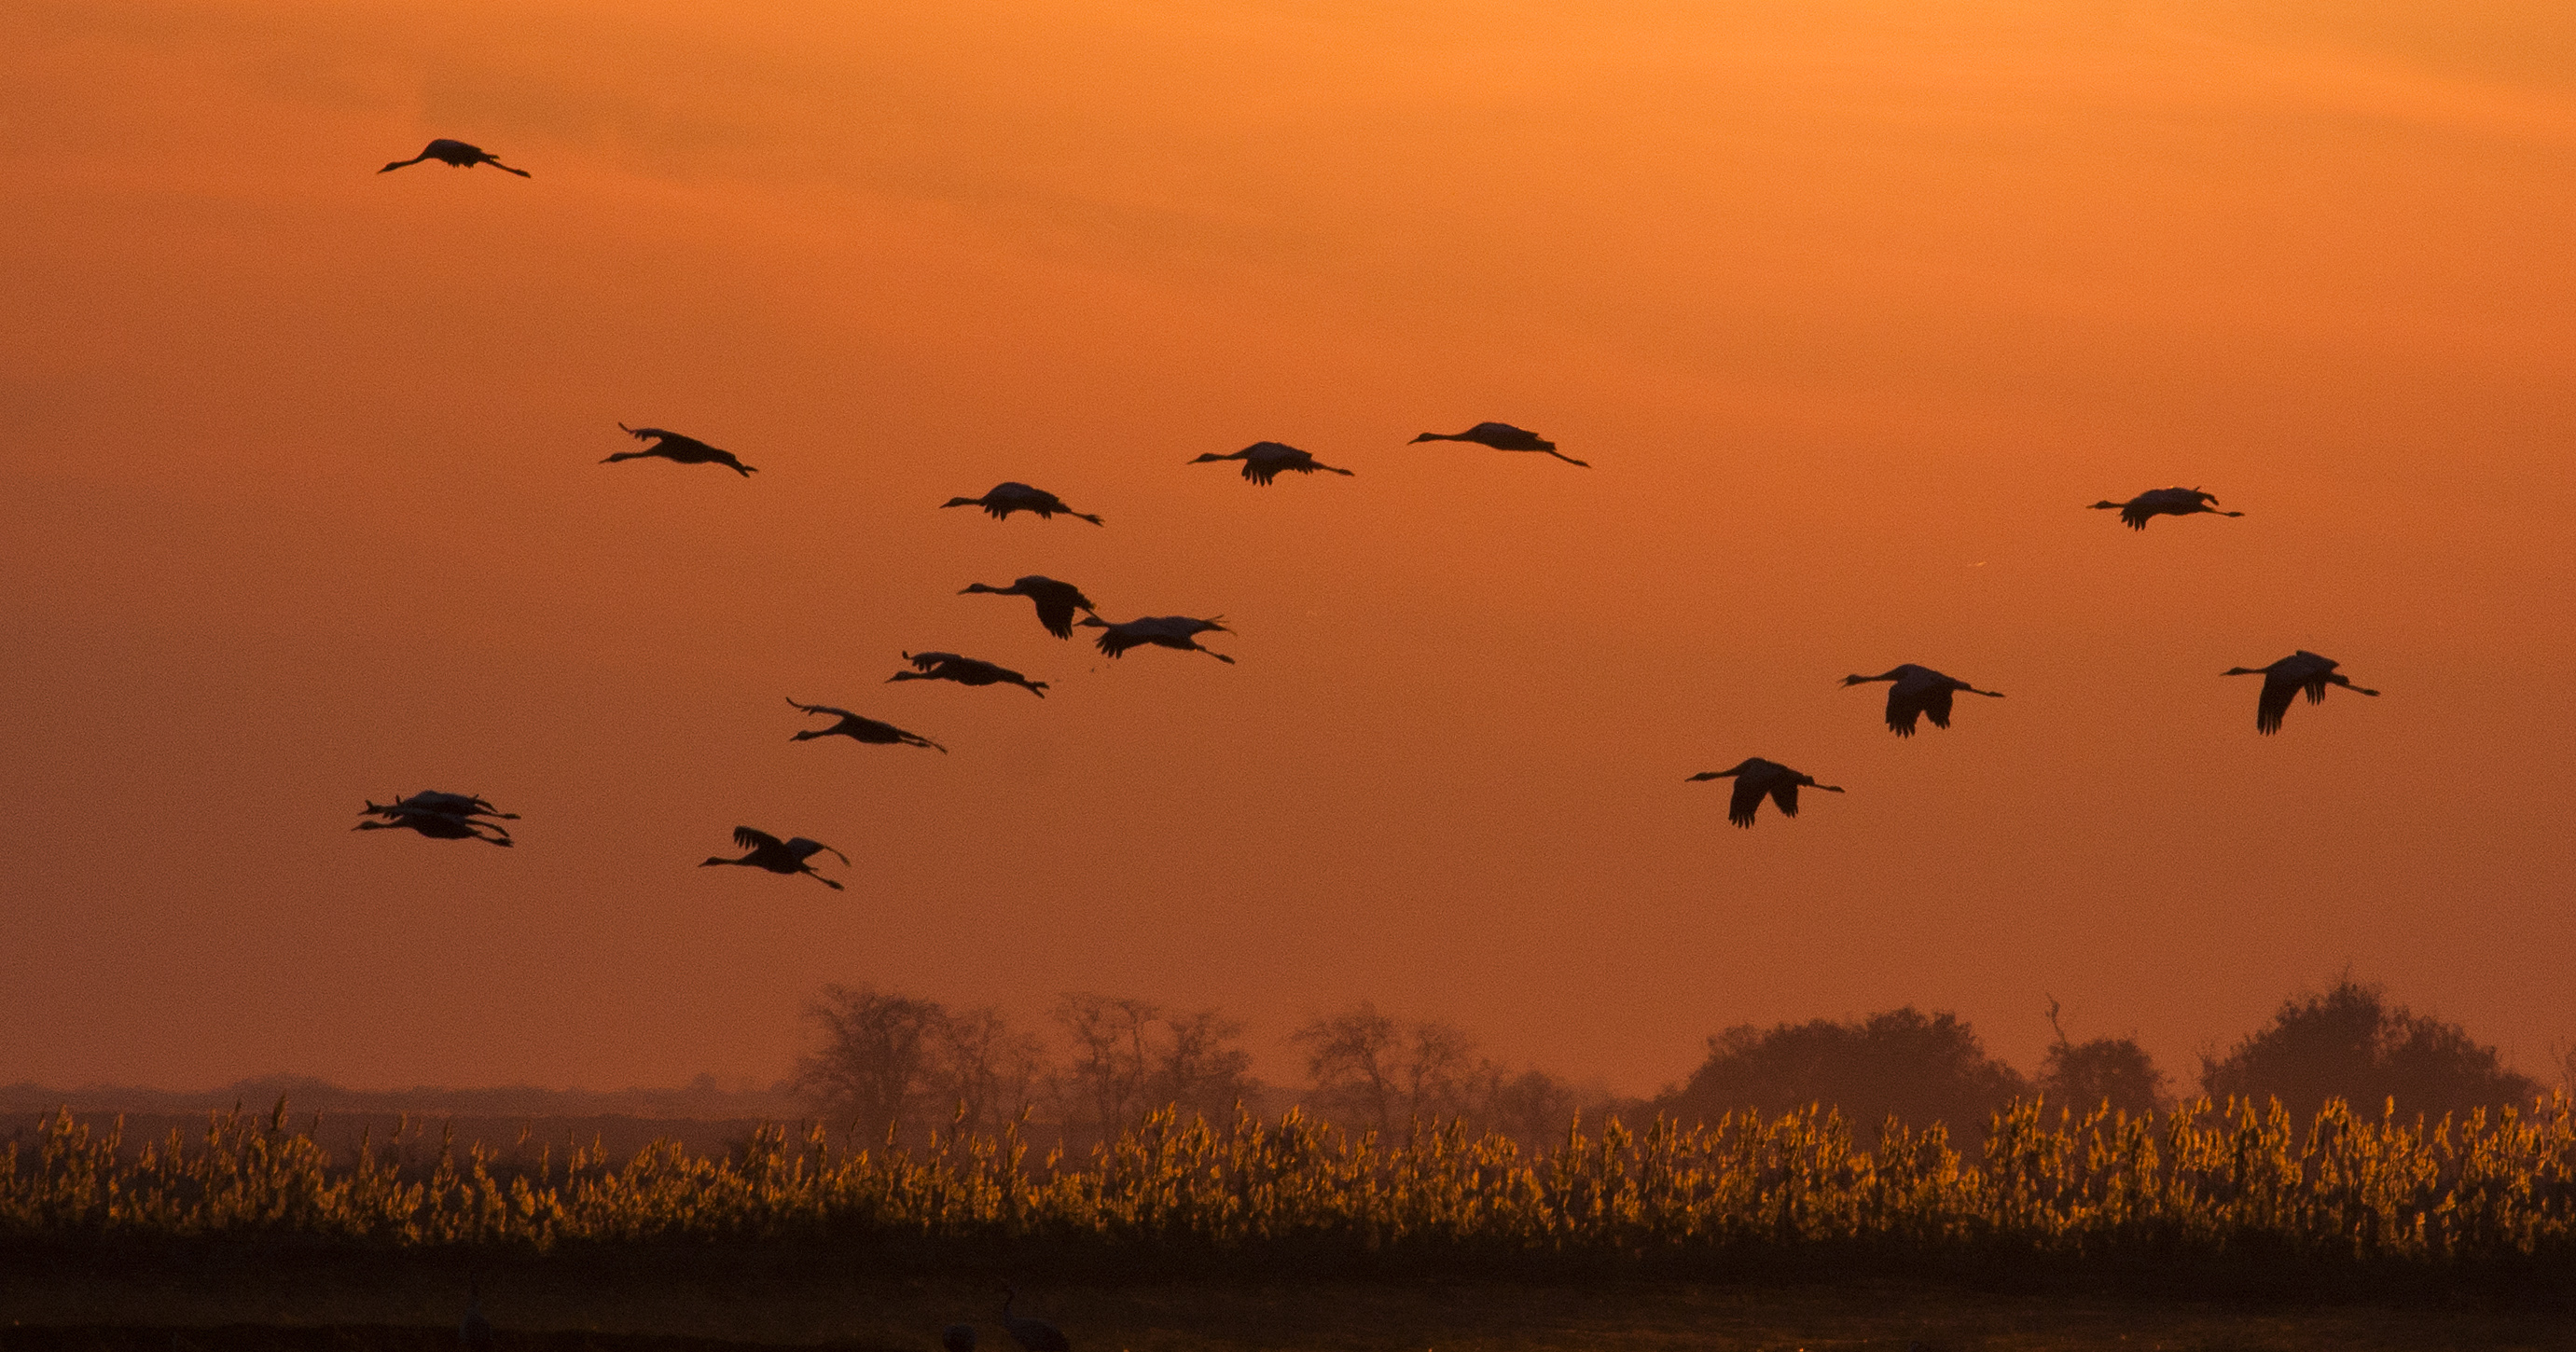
[8,1095,2575,1285]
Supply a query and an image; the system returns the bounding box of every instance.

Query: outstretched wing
[1092,628,1138,658]
[732,826,784,852]
[2255,671,2298,735]
[618,423,670,444]
[1884,688,1924,737]
[785,837,851,866]
[1728,778,1766,828]
[1922,685,1956,730]
[787,697,859,720]
[906,652,960,672]
[1769,779,1803,819]
[1032,592,1080,640]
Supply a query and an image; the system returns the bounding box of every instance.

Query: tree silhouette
[1657,1007,2029,1139]
[795,985,947,1141]
[2199,976,2540,1121]
[2038,997,2165,1116]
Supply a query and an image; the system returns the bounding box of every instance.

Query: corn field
[7,1097,2576,1275]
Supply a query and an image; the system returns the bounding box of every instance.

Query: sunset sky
[4,0,2571,1099]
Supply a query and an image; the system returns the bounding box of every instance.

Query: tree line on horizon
[796,977,2567,1150]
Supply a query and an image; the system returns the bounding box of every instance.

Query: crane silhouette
[2222,650,2379,734]
[602,424,756,476]
[941,482,1102,524]
[380,139,531,177]
[1841,665,2004,737]
[2088,487,2241,531]
[785,697,946,752]
[353,802,513,846]
[700,827,848,889]
[1076,615,1234,663]
[459,1276,495,1350]
[1687,758,1845,828]
[366,791,517,822]
[961,576,1099,640]
[1188,441,1354,485]
[1409,421,1587,467]
[890,652,1049,697]
[1001,1289,1070,1352]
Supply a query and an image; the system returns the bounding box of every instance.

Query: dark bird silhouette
[1075,615,1234,664]
[1001,1289,1070,1352]
[1686,758,1845,829]
[2088,487,2241,531]
[961,575,1099,640]
[890,652,1049,697]
[700,827,848,889]
[380,139,532,177]
[1189,441,1355,486]
[1409,421,1587,467]
[354,800,513,846]
[1840,665,2004,737]
[366,791,516,821]
[2222,650,2379,734]
[785,697,946,752]
[941,482,1102,524]
[942,1327,976,1352]
[603,423,756,476]
[459,1276,495,1350]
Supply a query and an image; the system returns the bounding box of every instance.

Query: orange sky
[3,0,2572,1098]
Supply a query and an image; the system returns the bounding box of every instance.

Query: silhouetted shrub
[1656,1006,2028,1139]
[2199,976,2540,1121]
[2039,1035,2165,1116]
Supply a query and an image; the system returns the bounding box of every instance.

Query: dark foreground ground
[4,1252,2573,1352]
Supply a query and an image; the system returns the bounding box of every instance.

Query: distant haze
[1,0,2570,1097]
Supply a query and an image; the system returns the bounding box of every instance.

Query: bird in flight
[2088,487,2241,531]
[1687,758,1844,828]
[700,827,848,889]
[602,424,756,476]
[1077,615,1234,664]
[786,698,946,752]
[890,652,1050,697]
[379,139,531,177]
[2221,650,2379,735]
[372,790,518,821]
[960,576,1099,640]
[1189,441,1355,486]
[941,482,1102,524]
[354,794,515,846]
[1841,665,2004,737]
[1410,421,1587,467]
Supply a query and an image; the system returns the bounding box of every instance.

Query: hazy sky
[4,0,2571,1097]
